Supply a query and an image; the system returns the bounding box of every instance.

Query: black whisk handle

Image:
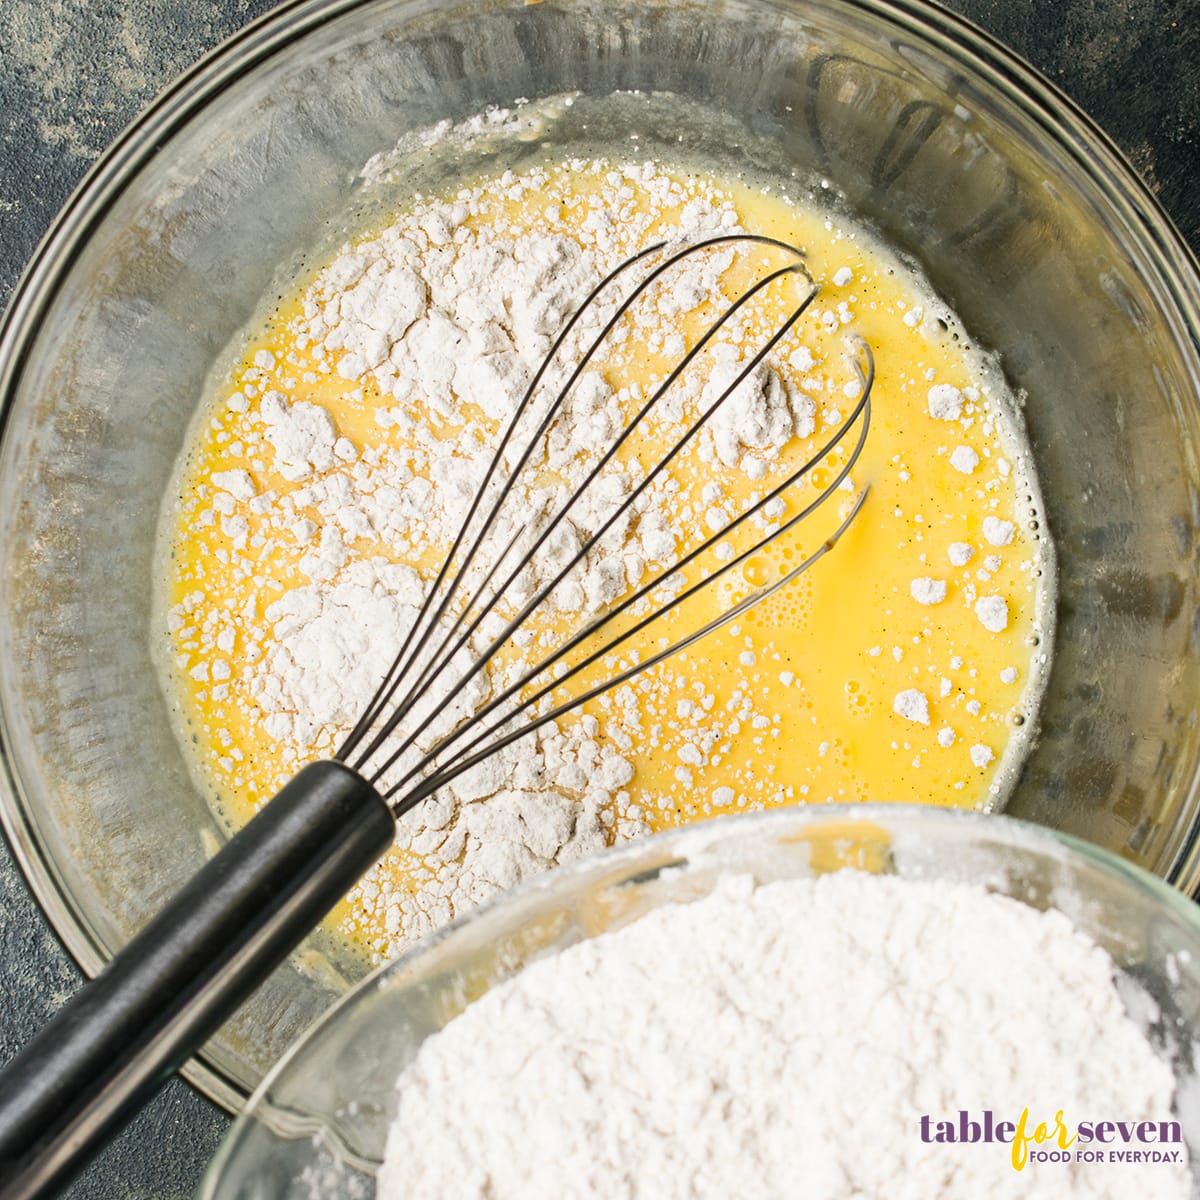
[0,760,393,1200]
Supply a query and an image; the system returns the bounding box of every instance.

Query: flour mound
[378,872,1191,1200]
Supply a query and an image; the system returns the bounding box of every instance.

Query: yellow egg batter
[158,157,1051,964]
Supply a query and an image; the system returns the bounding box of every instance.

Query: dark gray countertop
[1,1,1198,1196]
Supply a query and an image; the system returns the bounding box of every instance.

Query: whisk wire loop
[340,234,802,766]
[362,257,817,784]
[327,232,875,814]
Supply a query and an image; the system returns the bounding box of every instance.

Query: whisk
[0,233,872,1200]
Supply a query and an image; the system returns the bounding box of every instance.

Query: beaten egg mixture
[158,156,1051,963]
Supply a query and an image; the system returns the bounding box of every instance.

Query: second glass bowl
[199,805,1200,1196]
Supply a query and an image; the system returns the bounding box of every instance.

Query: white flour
[377,871,1192,1200]
[169,161,831,958]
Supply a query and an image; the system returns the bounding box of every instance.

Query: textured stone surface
[951,0,1200,248]
[0,1,1197,1197]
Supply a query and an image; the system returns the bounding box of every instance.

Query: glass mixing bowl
[3,0,1200,1109]
[197,805,1200,1196]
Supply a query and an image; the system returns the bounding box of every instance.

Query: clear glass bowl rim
[2,0,1200,1113]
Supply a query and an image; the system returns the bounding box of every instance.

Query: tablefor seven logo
[919,1109,1184,1171]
